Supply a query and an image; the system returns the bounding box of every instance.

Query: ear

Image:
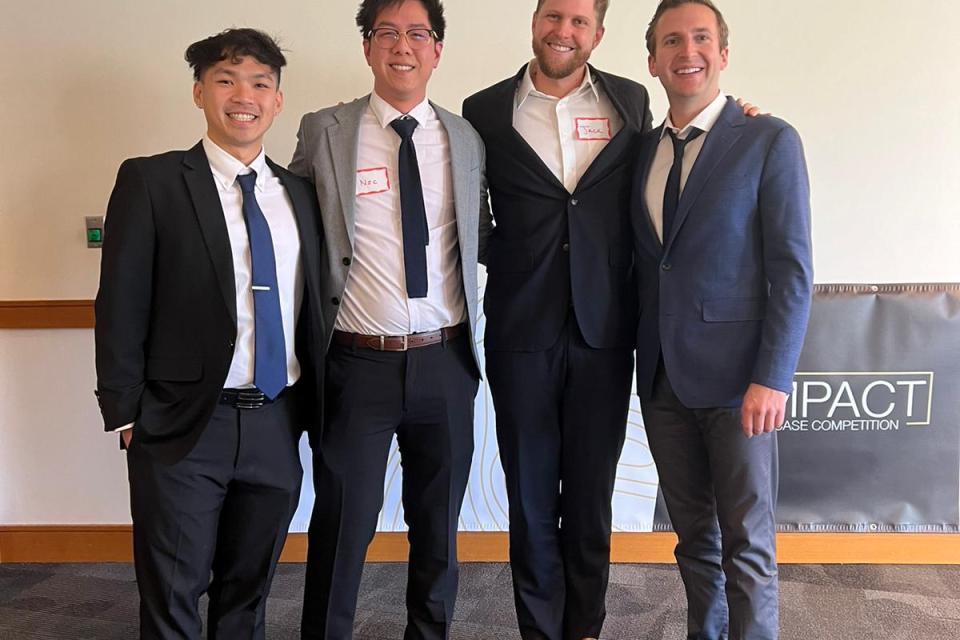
[648,54,658,78]
[363,39,372,67]
[274,89,284,115]
[432,40,444,69]
[192,81,203,108]
[593,24,605,48]
[719,46,729,71]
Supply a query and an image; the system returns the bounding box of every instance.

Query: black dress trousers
[301,334,479,640]
[127,392,303,640]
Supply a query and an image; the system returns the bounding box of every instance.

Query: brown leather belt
[333,324,464,352]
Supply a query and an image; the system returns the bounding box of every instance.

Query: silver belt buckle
[236,389,266,410]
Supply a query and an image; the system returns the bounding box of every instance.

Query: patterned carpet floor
[2,563,959,639]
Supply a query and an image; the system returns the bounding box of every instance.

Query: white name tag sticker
[575,117,612,141]
[356,167,391,197]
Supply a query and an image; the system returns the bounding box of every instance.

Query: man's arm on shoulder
[95,158,156,433]
[743,123,814,436]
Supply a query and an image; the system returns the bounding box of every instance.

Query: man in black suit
[94,28,323,640]
[462,2,652,639]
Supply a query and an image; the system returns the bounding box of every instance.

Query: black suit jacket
[95,142,324,464]
[463,65,653,352]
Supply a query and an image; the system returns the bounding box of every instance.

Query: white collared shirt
[203,136,303,390]
[513,62,623,193]
[644,92,728,243]
[335,92,466,336]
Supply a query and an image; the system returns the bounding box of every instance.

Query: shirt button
[228,340,235,349]
[662,263,672,271]
[562,243,570,252]
[331,297,341,306]
[342,257,352,266]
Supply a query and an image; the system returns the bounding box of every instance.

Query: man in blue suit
[632,1,813,638]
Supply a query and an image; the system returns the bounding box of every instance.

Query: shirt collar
[202,135,268,191]
[369,91,434,129]
[515,61,600,110]
[659,92,728,141]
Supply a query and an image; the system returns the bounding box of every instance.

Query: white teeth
[229,113,256,121]
[391,64,414,71]
[548,43,574,52]
[676,67,703,75]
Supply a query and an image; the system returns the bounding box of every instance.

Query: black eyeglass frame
[365,27,440,49]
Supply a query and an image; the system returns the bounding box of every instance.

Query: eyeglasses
[367,28,438,50]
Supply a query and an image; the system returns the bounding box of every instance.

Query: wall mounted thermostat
[86,216,104,248]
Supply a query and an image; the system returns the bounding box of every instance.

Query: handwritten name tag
[575,118,612,141]
[356,167,390,196]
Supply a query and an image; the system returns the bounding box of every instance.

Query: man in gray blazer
[288,1,489,638]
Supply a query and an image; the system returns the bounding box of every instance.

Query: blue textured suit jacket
[631,97,813,408]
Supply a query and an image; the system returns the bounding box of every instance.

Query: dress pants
[301,334,479,640]
[486,316,633,640]
[641,363,779,640]
[127,393,303,640]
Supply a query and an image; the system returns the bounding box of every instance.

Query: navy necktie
[237,171,286,400]
[662,127,704,243]
[390,116,429,299]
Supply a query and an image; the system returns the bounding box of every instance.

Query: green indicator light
[87,229,102,243]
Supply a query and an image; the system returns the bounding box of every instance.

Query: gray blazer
[289,95,490,371]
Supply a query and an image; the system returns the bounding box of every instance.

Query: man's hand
[740,384,787,438]
[736,97,763,118]
[122,429,134,449]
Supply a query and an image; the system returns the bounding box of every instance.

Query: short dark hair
[645,0,729,55]
[356,0,446,42]
[185,28,287,84]
[535,0,610,27]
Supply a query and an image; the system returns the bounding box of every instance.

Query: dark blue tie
[237,171,286,400]
[390,116,429,299]
[662,127,704,243]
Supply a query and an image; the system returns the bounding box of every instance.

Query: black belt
[333,324,464,352]
[220,388,285,410]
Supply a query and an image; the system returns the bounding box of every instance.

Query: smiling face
[193,55,283,165]
[531,0,605,81]
[363,0,443,113]
[648,2,728,109]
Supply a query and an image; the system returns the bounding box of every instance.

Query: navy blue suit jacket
[631,97,813,408]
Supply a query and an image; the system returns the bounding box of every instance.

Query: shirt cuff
[112,423,134,433]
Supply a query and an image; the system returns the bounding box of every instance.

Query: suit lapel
[499,65,568,192]
[635,126,665,257]
[182,142,237,326]
[268,158,321,306]
[575,67,638,192]
[665,98,744,250]
[435,105,474,252]
[328,98,366,249]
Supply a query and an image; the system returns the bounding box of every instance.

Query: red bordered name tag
[356,167,390,196]
[575,117,612,141]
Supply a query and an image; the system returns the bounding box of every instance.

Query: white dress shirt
[114,138,304,433]
[202,136,303,390]
[513,62,623,193]
[335,92,467,336]
[644,92,728,243]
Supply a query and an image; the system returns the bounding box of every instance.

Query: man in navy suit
[632,2,813,638]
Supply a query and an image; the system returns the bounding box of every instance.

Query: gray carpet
[2,563,959,639]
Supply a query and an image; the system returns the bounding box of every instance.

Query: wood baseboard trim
[0,300,95,329]
[2,527,958,565]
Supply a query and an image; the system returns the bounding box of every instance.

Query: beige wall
[2,0,959,523]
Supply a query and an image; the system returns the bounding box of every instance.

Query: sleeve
[94,159,156,431]
[289,114,314,181]
[751,124,815,393]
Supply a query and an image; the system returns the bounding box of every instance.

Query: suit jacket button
[331,297,340,306]
[570,199,579,206]
[562,243,570,252]
[342,257,352,266]
[661,263,672,271]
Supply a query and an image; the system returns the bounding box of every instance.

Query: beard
[532,37,593,80]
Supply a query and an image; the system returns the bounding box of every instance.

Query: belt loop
[441,327,448,349]
[351,333,358,353]
[379,335,386,351]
